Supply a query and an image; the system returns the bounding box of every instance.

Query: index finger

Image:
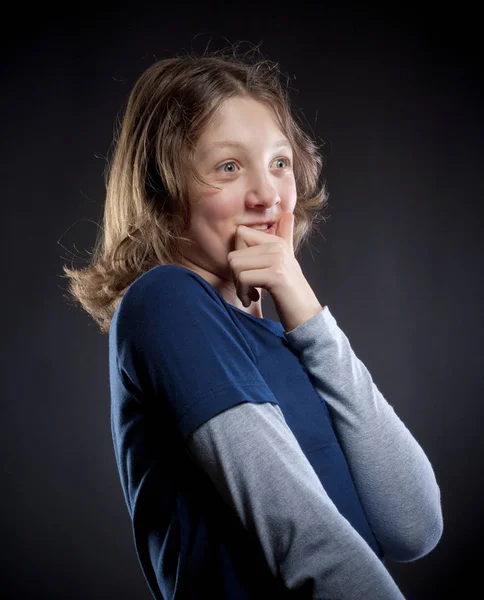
[234,225,249,252]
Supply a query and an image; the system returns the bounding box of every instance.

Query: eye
[272,157,291,169]
[218,157,291,173]
[220,161,238,173]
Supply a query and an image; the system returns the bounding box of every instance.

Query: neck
[173,256,264,318]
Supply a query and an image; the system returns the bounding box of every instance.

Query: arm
[284,307,443,562]
[187,401,406,599]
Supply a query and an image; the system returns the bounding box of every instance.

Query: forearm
[187,401,406,598]
[284,307,443,562]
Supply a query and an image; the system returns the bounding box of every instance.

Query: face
[177,95,297,290]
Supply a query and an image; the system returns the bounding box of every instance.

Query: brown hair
[61,44,329,334]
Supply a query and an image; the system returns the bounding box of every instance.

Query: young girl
[63,46,443,599]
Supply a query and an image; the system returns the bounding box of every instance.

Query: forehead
[197,96,286,148]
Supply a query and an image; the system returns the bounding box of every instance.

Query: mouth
[246,221,276,233]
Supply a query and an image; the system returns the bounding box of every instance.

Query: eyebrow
[205,138,292,153]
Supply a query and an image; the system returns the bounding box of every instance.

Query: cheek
[193,186,236,221]
[188,197,236,248]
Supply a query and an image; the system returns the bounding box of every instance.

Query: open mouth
[248,221,276,231]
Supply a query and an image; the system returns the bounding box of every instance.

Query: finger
[277,212,295,254]
[231,227,247,303]
[233,226,260,306]
[235,225,276,249]
[236,265,269,307]
[235,225,249,251]
[231,253,268,306]
[240,286,260,307]
[238,278,260,307]
[239,285,260,307]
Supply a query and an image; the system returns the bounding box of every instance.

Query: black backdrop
[1,3,481,598]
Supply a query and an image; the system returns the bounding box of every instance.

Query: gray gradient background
[1,3,481,598]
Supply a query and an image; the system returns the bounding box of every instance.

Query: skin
[175,95,298,319]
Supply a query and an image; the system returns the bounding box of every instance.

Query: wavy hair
[61,44,329,334]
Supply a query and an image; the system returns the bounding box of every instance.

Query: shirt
[108,264,443,599]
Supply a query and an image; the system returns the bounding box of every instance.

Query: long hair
[61,45,329,334]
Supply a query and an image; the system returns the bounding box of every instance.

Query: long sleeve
[284,306,443,562]
[187,401,406,599]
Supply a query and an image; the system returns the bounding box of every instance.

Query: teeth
[249,224,270,230]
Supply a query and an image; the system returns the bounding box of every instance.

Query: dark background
[1,2,481,598]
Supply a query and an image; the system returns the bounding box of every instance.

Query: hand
[228,212,324,332]
[228,212,298,306]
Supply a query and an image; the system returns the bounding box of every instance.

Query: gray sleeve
[284,306,444,563]
[186,401,406,599]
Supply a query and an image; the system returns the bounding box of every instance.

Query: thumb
[278,212,294,254]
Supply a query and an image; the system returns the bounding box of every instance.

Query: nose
[245,174,281,209]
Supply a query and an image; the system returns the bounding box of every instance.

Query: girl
[63,46,443,599]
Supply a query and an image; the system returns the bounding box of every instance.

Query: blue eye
[221,162,237,173]
[273,158,291,169]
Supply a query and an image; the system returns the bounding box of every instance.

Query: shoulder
[128,264,207,296]
[113,265,229,337]
[123,265,222,309]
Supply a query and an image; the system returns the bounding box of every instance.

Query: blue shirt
[109,265,441,598]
